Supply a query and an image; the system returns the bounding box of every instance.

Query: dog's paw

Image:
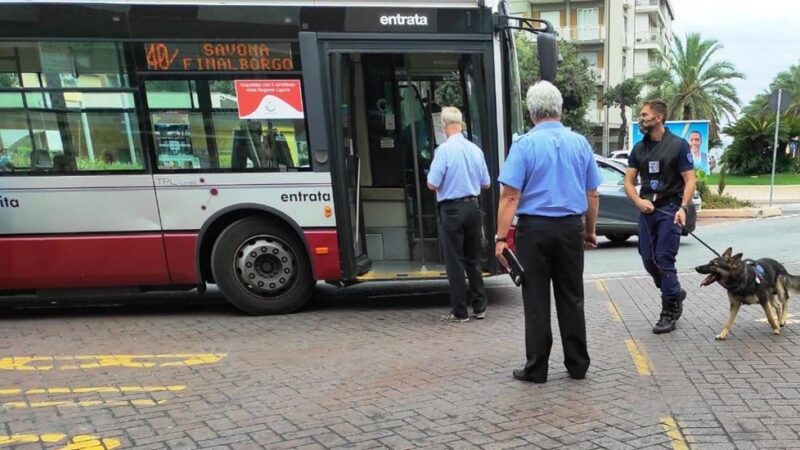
[773,328,782,335]
[715,332,728,340]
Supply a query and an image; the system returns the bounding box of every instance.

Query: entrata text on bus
[0,0,556,314]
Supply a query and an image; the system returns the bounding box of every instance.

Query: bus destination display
[144,42,294,72]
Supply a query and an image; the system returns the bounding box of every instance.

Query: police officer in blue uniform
[624,99,697,334]
[495,81,601,383]
[427,106,491,322]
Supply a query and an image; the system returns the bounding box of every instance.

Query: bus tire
[211,217,314,315]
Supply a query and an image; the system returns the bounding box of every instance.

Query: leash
[654,207,721,257]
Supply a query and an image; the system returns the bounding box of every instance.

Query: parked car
[609,150,630,164]
[594,155,697,243]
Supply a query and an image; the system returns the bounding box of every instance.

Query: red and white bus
[0,0,555,314]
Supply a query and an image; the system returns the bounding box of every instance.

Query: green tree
[0,73,19,88]
[602,78,641,150]
[515,33,595,137]
[744,63,800,117]
[721,115,798,175]
[643,33,744,143]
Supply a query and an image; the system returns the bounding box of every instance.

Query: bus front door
[300,33,498,282]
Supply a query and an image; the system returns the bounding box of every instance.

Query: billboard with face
[631,120,710,174]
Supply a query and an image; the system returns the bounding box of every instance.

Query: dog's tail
[785,273,800,293]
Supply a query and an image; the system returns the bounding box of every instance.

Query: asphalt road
[586,211,800,278]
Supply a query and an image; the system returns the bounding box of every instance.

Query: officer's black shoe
[653,299,677,334]
[673,289,687,321]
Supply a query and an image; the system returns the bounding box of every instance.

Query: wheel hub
[235,236,296,295]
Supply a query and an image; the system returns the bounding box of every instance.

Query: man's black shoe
[568,371,586,380]
[512,369,546,383]
[653,312,677,334]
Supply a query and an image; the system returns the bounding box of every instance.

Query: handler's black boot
[673,289,687,321]
[653,298,678,334]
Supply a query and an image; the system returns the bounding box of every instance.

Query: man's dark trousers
[637,203,682,299]
[515,215,589,382]
[439,199,487,319]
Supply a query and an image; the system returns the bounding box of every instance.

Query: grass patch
[702,193,752,209]
[705,173,800,185]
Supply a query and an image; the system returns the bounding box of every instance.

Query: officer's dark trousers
[516,214,590,382]
[439,200,487,319]
[638,203,682,299]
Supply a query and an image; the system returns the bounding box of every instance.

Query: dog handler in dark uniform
[495,81,601,383]
[427,106,491,322]
[624,99,696,334]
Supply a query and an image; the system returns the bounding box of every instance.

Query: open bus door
[300,32,499,282]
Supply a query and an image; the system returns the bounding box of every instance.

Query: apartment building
[508,0,675,152]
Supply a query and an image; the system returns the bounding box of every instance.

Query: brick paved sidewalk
[1,265,800,449]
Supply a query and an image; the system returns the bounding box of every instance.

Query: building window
[576,8,600,40]
[539,11,561,35]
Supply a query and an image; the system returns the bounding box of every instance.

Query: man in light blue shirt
[494,81,601,383]
[427,106,491,322]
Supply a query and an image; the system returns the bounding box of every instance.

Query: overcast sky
[669,0,800,112]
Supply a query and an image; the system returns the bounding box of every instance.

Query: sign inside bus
[143,42,294,72]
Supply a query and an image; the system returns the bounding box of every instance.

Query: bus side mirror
[537,32,558,83]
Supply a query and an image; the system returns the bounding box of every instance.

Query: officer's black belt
[438,196,478,205]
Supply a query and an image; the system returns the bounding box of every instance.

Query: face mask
[639,119,655,135]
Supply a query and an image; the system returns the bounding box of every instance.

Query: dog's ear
[732,253,743,261]
[722,247,733,258]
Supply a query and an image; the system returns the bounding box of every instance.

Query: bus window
[209,80,309,171]
[16,41,129,89]
[0,41,142,174]
[146,80,209,170]
[145,78,310,172]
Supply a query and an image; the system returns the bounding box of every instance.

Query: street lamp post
[770,88,783,206]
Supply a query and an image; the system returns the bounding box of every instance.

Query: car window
[598,163,625,185]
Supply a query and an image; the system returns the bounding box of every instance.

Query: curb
[697,207,782,218]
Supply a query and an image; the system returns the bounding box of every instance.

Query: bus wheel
[211,217,314,315]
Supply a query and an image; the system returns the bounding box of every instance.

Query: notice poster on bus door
[234,79,304,120]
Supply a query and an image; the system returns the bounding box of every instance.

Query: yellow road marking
[595,279,607,293]
[660,417,689,450]
[0,434,64,445]
[0,385,186,396]
[3,399,167,409]
[625,338,653,376]
[606,301,623,322]
[0,353,226,371]
[0,435,120,449]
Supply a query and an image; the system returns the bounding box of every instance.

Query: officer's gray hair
[441,106,464,128]
[526,81,563,121]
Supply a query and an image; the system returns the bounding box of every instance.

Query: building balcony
[558,26,606,42]
[590,66,605,84]
[634,61,661,76]
[635,31,664,47]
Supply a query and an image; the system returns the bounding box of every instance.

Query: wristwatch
[494,235,507,243]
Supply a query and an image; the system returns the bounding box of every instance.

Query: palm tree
[745,63,800,117]
[643,33,744,143]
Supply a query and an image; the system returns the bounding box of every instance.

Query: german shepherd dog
[696,247,800,340]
